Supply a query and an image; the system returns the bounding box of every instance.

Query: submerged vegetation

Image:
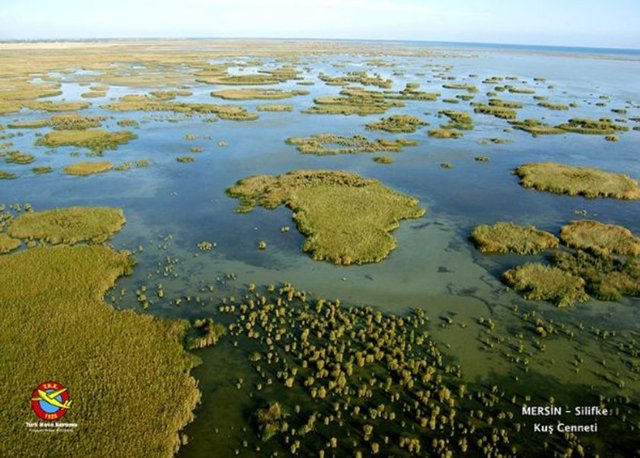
[471,222,559,255]
[227,170,424,264]
[515,162,640,200]
[286,134,416,155]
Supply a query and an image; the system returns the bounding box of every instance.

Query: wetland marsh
[0,39,639,457]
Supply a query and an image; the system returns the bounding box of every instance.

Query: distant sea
[1,36,639,58]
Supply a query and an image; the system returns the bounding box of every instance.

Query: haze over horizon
[1,0,638,49]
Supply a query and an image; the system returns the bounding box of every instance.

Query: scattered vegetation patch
[390,83,440,101]
[428,128,462,139]
[473,104,517,120]
[442,83,478,93]
[32,166,53,175]
[36,129,136,153]
[303,88,403,116]
[48,114,104,130]
[227,170,425,264]
[177,156,196,163]
[365,115,427,133]
[286,134,416,155]
[4,151,35,165]
[557,118,628,135]
[552,251,640,301]
[319,71,392,89]
[506,86,535,94]
[538,102,569,111]
[0,170,17,180]
[439,110,474,130]
[509,119,564,136]
[63,161,113,176]
[560,220,640,256]
[373,155,394,164]
[515,162,640,200]
[211,89,307,100]
[81,91,106,98]
[488,99,523,109]
[256,104,293,112]
[471,222,559,255]
[7,207,125,244]
[503,263,588,307]
[104,99,258,121]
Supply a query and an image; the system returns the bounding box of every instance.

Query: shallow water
[1,42,639,456]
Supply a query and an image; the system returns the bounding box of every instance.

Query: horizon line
[1,36,639,52]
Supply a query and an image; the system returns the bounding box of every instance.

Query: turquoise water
[1,41,639,456]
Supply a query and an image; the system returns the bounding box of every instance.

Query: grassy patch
[515,162,640,200]
[319,71,392,89]
[558,118,628,135]
[373,155,394,164]
[503,263,588,307]
[81,91,106,98]
[0,233,21,253]
[471,222,559,254]
[256,104,293,112]
[552,251,640,301]
[4,151,35,165]
[442,83,478,93]
[428,128,462,139]
[389,83,439,101]
[63,161,113,176]
[303,88,403,116]
[0,170,17,180]
[473,104,517,119]
[365,115,427,133]
[227,170,425,264]
[506,86,535,94]
[36,129,136,153]
[509,119,564,136]
[177,156,196,163]
[439,110,474,130]
[9,114,103,130]
[0,244,200,457]
[286,134,416,155]
[8,207,125,244]
[211,89,307,100]
[49,114,104,130]
[32,166,53,175]
[488,99,523,109]
[538,102,569,111]
[560,220,640,256]
[104,99,257,121]
[8,119,49,129]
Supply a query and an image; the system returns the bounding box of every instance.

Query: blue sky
[1,0,638,48]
